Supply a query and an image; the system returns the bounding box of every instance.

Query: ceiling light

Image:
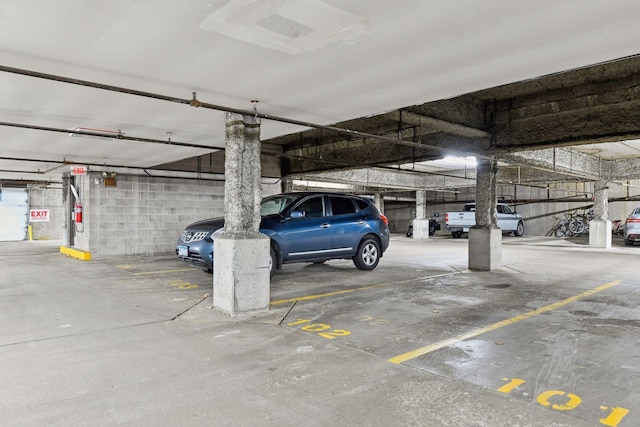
[69,127,123,139]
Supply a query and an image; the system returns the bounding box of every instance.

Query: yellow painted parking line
[271,284,384,306]
[270,271,462,306]
[132,268,200,275]
[389,280,623,365]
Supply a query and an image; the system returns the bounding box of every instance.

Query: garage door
[0,187,29,241]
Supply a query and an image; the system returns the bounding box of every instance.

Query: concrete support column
[413,190,430,239]
[214,113,270,315]
[589,180,611,248]
[469,157,501,271]
[415,190,427,219]
[374,193,384,215]
[282,177,294,193]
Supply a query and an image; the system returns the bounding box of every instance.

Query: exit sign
[70,165,88,175]
[30,209,50,222]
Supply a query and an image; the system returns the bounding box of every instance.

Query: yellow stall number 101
[499,378,629,426]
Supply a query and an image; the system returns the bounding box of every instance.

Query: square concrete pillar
[412,218,430,239]
[415,190,427,219]
[213,233,270,315]
[589,219,611,249]
[469,227,502,271]
[214,112,269,315]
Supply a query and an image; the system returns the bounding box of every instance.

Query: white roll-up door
[0,188,29,241]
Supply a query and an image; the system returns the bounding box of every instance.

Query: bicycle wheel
[554,224,567,237]
[568,218,585,235]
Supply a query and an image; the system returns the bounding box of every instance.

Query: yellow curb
[60,246,92,261]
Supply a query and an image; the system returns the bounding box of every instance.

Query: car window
[498,205,514,214]
[354,199,369,211]
[260,195,298,216]
[330,196,357,215]
[295,196,325,218]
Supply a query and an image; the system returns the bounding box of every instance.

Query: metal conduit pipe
[0,119,482,183]
[0,120,222,150]
[0,64,492,161]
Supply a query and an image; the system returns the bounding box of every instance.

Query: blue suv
[176,192,390,275]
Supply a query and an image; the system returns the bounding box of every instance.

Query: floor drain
[485,284,511,289]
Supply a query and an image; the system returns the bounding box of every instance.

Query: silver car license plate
[178,245,188,256]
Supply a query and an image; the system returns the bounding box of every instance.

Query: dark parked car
[176,192,390,274]
[624,206,640,246]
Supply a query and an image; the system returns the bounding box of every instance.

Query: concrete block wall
[75,173,280,257]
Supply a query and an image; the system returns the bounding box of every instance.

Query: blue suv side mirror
[290,211,305,219]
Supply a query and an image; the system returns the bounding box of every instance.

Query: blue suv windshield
[260,195,300,216]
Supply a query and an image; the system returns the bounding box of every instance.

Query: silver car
[624,206,640,246]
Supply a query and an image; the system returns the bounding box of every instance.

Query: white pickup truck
[445,202,525,238]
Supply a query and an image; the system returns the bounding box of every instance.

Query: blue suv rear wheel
[353,237,381,270]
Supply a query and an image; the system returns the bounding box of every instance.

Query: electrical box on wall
[104,177,117,187]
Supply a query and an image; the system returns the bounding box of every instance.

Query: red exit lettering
[29,210,50,222]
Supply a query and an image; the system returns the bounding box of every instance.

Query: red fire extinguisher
[75,203,83,223]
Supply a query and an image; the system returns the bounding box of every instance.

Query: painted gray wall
[386,179,640,236]
[29,185,65,240]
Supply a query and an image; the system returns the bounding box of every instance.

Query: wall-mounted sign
[30,209,50,222]
[70,165,88,175]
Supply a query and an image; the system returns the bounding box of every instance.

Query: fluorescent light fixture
[69,127,123,139]
[438,156,477,167]
[293,179,354,190]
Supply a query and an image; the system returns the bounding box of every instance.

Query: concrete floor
[1,234,639,426]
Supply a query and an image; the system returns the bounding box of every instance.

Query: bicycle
[566,208,594,237]
[568,215,586,235]
[612,219,625,238]
[547,214,570,237]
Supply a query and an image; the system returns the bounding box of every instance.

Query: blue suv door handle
[321,223,331,228]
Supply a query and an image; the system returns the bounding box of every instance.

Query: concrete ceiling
[2,0,640,183]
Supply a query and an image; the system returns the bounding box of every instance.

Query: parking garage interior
[2,2,640,426]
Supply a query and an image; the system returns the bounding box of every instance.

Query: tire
[353,238,381,270]
[452,231,462,238]
[269,247,277,277]
[554,225,566,238]
[624,238,633,246]
[514,221,525,237]
[568,218,585,235]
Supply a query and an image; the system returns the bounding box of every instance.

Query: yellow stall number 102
[286,319,351,340]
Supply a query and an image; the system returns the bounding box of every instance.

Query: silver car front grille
[181,231,209,243]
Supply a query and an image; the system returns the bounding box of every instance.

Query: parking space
[2,236,639,425]
[103,255,212,296]
[97,234,640,426]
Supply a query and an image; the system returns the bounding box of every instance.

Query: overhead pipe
[0,64,492,161]
[0,120,221,151]
[0,119,483,183]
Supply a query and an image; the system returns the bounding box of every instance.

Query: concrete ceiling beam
[385,110,490,139]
